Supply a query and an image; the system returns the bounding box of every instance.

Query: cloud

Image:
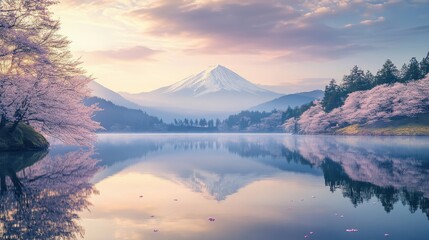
[59,0,429,62]
[360,16,385,25]
[127,0,373,60]
[60,0,114,6]
[77,46,161,64]
[345,16,385,28]
[277,44,375,62]
[402,25,429,33]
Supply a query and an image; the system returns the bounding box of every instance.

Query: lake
[1,134,429,240]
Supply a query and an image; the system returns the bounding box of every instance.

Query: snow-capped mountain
[121,65,281,116]
[155,64,275,97]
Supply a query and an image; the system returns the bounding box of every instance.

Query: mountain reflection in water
[94,135,429,220]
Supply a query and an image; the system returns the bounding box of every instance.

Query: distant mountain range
[84,97,165,132]
[89,65,322,122]
[88,81,179,121]
[249,90,324,112]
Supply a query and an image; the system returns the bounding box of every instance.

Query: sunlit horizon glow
[54,0,429,94]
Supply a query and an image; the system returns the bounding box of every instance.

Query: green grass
[336,114,429,136]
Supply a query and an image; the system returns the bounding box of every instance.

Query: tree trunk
[0,175,6,195]
[8,120,20,133]
[8,167,23,196]
[0,114,6,129]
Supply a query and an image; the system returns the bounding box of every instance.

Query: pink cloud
[77,46,161,63]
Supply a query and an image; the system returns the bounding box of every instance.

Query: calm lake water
[1,134,429,240]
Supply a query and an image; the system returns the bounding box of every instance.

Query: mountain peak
[155,64,275,97]
[203,64,230,79]
[206,64,225,71]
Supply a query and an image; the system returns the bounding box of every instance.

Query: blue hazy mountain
[84,97,165,132]
[249,90,323,112]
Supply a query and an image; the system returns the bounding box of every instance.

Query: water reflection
[5,135,425,239]
[0,150,100,240]
[95,135,429,215]
[282,136,429,219]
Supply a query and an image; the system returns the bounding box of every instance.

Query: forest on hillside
[284,51,429,134]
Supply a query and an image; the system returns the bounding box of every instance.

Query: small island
[0,123,49,151]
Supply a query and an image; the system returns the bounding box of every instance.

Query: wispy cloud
[77,46,161,64]
[127,0,373,60]
[345,16,385,28]
[58,0,429,61]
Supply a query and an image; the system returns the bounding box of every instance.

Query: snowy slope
[156,64,274,97]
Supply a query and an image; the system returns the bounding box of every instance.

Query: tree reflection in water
[321,158,429,219]
[224,136,429,220]
[0,150,100,239]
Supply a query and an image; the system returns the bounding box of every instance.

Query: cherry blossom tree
[0,0,100,145]
[285,75,429,134]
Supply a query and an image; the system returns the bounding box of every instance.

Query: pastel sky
[54,0,429,94]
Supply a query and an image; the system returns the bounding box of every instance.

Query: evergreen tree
[208,119,214,128]
[322,79,346,112]
[420,52,429,77]
[215,119,221,127]
[375,59,399,85]
[364,70,375,88]
[199,118,207,127]
[404,57,422,82]
[342,66,371,93]
[399,63,409,82]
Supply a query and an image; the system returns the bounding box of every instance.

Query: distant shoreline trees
[0,0,100,145]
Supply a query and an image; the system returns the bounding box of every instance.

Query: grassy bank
[0,123,49,151]
[336,114,429,136]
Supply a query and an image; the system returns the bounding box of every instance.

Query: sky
[54,0,429,94]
